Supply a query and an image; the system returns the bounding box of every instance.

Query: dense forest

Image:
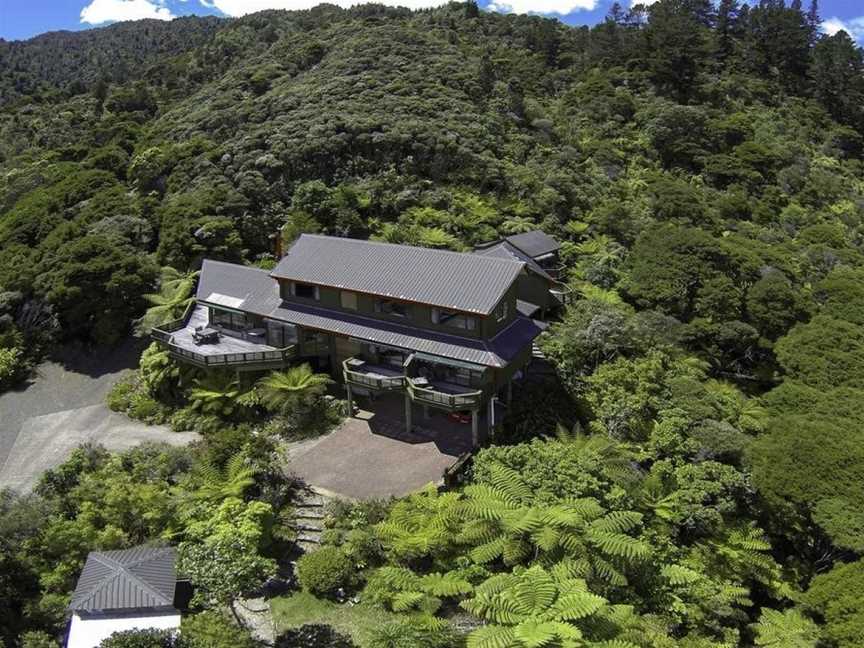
[1,0,864,646]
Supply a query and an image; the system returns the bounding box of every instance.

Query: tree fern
[752,608,819,648]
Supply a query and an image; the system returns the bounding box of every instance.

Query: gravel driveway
[0,341,198,492]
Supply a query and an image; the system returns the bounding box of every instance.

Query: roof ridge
[202,259,271,274]
[296,234,525,268]
[81,550,172,609]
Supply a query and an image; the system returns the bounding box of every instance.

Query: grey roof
[194,259,542,368]
[474,241,556,282]
[269,301,542,368]
[69,546,177,613]
[197,259,280,314]
[271,235,524,315]
[505,231,560,259]
[516,299,541,317]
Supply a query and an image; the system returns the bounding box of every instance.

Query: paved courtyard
[0,341,198,492]
[286,395,476,500]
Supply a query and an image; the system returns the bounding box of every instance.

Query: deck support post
[405,394,413,433]
[471,409,479,447]
[345,383,353,417]
[423,405,430,420]
[506,379,513,403]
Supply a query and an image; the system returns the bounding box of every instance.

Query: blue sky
[0,0,862,43]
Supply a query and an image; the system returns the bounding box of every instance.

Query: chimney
[270,231,284,259]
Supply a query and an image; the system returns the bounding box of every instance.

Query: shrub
[367,619,457,648]
[0,345,24,390]
[106,376,137,412]
[98,629,175,648]
[295,546,354,596]
[20,632,59,648]
[180,611,256,648]
[128,391,171,423]
[275,625,356,648]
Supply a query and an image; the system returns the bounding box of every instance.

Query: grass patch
[270,591,402,647]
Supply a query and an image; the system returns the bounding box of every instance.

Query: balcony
[152,304,296,370]
[342,357,406,392]
[406,376,483,412]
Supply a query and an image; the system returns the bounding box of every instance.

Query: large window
[375,298,409,318]
[340,290,358,310]
[432,308,477,331]
[266,321,298,347]
[210,308,247,331]
[292,282,319,300]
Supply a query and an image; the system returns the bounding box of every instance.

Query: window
[375,299,409,318]
[340,290,358,310]
[266,321,297,347]
[494,300,509,323]
[432,308,477,331]
[210,308,247,331]
[292,282,319,300]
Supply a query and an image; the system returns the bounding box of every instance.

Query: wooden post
[345,383,353,417]
[405,394,413,433]
[471,409,479,447]
[506,379,513,403]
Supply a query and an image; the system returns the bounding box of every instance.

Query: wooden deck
[171,306,278,356]
[153,305,295,370]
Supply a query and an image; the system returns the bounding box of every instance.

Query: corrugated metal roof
[69,546,177,612]
[474,241,555,282]
[516,299,541,317]
[270,301,541,368]
[194,259,543,368]
[271,235,524,315]
[505,230,560,259]
[197,260,281,314]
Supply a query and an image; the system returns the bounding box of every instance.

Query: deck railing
[162,341,297,368]
[152,303,295,369]
[342,359,406,391]
[407,378,483,411]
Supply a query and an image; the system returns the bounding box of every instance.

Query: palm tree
[256,364,332,414]
[137,267,199,334]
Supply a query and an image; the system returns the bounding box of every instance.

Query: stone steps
[290,486,331,554]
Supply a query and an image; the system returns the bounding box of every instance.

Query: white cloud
[630,0,658,6]
[821,16,864,42]
[203,0,601,17]
[81,0,174,24]
[202,0,450,15]
[485,0,597,15]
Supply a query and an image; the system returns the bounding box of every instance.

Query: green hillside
[2,1,864,646]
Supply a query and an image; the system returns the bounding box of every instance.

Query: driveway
[285,395,472,500]
[0,341,198,492]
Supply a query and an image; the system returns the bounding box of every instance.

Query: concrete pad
[0,404,199,493]
[285,413,466,500]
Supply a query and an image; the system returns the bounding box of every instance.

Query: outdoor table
[194,327,220,344]
[412,376,430,387]
[346,358,366,369]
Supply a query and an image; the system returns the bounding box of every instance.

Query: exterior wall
[514,274,557,312]
[67,610,180,648]
[277,279,521,342]
[481,283,518,339]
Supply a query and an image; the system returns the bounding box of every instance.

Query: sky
[0,0,862,43]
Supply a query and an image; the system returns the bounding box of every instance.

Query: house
[474,230,567,318]
[152,234,552,445]
[66,546,183,648]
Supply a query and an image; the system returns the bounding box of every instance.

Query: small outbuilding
[66,545,183,648]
